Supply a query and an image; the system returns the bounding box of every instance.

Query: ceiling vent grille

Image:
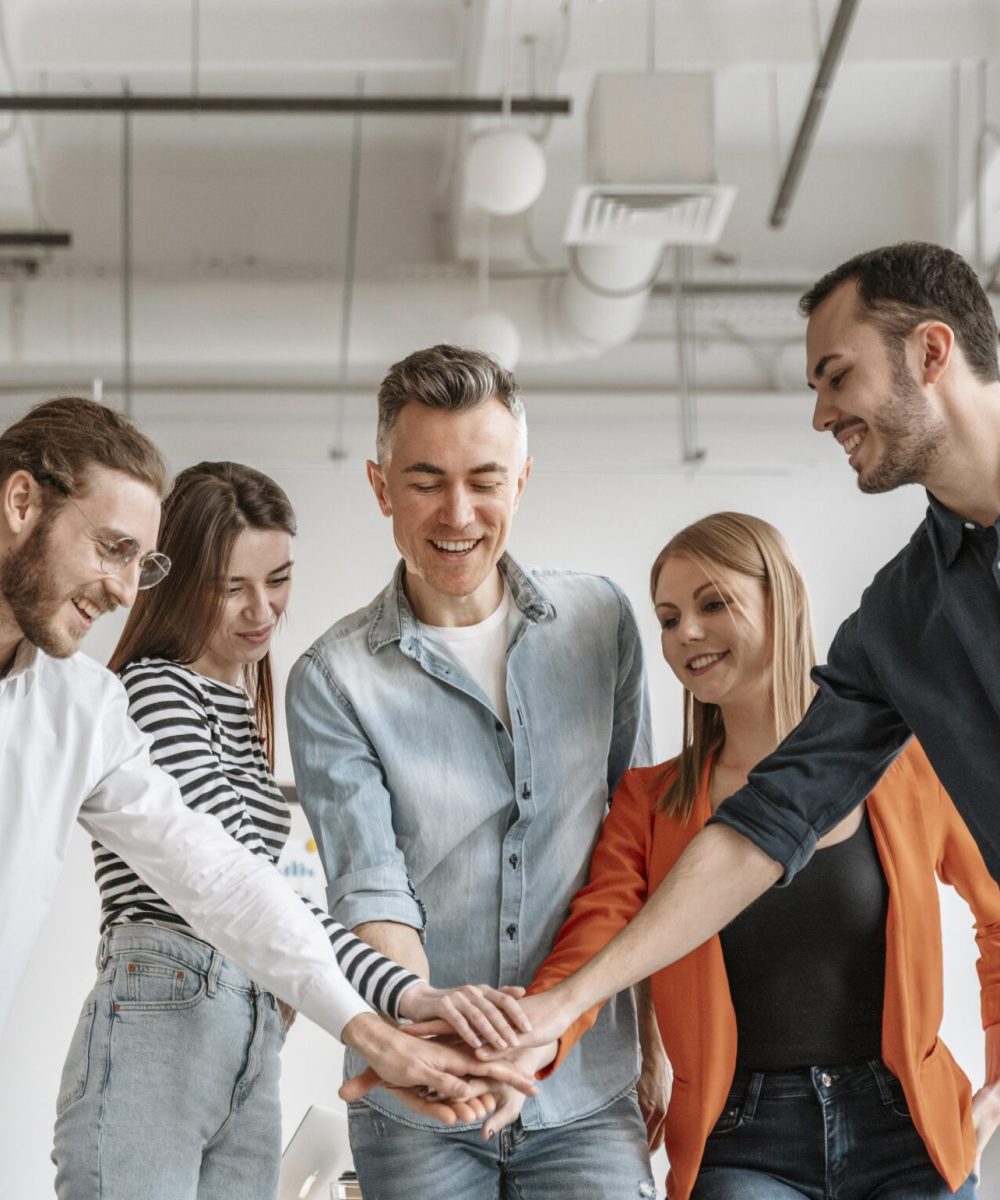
[564,183,736,248]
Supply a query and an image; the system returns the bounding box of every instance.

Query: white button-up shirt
[0,640,371,1038]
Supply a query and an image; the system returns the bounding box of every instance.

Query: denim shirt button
[521,783,532,800]
[508,853,520,869]
[506,923,517,939]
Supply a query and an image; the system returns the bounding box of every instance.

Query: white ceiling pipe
[0,252,662,370]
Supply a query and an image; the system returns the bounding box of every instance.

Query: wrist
[341,1011,392,1059]
[396,979,430,1021]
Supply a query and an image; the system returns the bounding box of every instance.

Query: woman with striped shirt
[53,461,529,1199]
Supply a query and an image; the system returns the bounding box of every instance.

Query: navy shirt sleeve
[708,606,913,883]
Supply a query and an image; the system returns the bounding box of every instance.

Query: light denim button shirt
[287,554,652,1129]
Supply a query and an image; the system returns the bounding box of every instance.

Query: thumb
[339,1067,383,1103]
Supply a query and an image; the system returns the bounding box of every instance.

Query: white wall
[0,392,990,1194]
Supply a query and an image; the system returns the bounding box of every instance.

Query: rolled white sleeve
[80,682,372,1039]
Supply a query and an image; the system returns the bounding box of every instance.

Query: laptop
[278,1104,353,1200]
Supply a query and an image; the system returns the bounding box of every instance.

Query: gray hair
[375,344,528,466]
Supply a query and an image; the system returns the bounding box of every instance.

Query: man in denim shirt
[287,345,656,1199]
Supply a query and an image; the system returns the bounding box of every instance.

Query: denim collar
[925,491,997,567]
[367,552,555,655]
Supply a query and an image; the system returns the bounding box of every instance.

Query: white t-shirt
[420,583,512,729]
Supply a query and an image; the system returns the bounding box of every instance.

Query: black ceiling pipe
[769,0,861,229]
[0,93,570,116]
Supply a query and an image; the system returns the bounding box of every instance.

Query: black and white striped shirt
[93,657,418,1021]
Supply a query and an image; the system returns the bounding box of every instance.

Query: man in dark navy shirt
[507,245,1000,1148]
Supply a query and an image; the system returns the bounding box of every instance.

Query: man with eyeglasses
[0,395,537,1114]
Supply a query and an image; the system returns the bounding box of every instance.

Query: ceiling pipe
[0,93,570,116]
[768,0,861,229]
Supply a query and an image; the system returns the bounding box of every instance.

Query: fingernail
[484,1127,494,1139]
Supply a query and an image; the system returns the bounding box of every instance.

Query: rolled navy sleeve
[286,648,427,934]
[710,607,912,883]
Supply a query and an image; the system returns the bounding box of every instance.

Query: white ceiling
[0,0,997,392]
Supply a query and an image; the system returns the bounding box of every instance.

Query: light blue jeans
[347,1087,657,1200]
[52,924,286,1200]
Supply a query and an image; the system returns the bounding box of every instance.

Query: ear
[915,320,954,385]
[512,456,533,513]
[366,459,393,517]
[1,469,42,537]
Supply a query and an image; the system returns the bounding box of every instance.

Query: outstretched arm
[482,823,781,1053]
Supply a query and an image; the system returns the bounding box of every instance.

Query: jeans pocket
[707,1096,745,1137]
[112,954,208,1010]
[56,1000,97,1115]
[885,1077,912,1121]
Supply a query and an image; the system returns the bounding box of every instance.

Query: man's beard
[0,511,77,657]
[858,353,945,494]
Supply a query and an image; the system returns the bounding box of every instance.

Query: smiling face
[0,466,161,658]
[807,280,946,493]
[189,527,293,686]
[367,398,531,626]
[653,554,772,714]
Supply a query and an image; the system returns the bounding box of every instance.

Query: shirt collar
[367,553,555,654]
[925,491,996,566]
[0,638,40,689]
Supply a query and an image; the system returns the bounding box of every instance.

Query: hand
[479,1042,557,1141]
[972,1078,1000,1177]
[637,1045,672,1151]
[470,987,579,1060]
[277,1000,297,1033]
[341,1064,499,1126]
[339,1013,538,1123]
[398,981,530,1051]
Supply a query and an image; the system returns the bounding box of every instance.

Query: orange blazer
[531,741,1000,1199]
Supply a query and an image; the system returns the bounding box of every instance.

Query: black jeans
[694,1059,977,1199]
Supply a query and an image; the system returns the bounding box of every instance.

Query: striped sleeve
[109,660,420,1020]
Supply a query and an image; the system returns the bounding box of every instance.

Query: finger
[459,993,519,1050]
[482,1092,526,1142]
[437,1000,487,1050]
[648,1119,666,1153]
[499,985,527,999]
[392,1089,461,1126]
[481,987,533,1034]
[475,1059,539,1097]
[409,1066,474,1102]
[402,1019,454,1039]
[339,1067,383,1103]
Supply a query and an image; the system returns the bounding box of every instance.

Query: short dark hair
[375,344,527,464]
[0,395,170,501]
[799,242,1000,384]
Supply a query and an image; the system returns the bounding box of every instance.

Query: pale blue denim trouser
[347,1087,657,1200]
[52,924,286,1200]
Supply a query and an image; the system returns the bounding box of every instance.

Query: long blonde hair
[650,512,816,819]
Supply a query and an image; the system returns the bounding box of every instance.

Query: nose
[811,388,840,433]
[440,484,475,530]
[104,560,140,609]
[676,611,705,644]
[243,584,271,623]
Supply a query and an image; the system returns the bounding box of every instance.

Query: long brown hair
[109,461,296,766]
[650,512,816,820]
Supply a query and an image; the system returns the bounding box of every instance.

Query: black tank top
[719,809,888,1070]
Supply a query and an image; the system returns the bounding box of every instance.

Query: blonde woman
[481,513,999,1198]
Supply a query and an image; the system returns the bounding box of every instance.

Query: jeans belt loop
[868,1058,894,1103]
[744,1071,765,1123]
[206,949,223,997]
